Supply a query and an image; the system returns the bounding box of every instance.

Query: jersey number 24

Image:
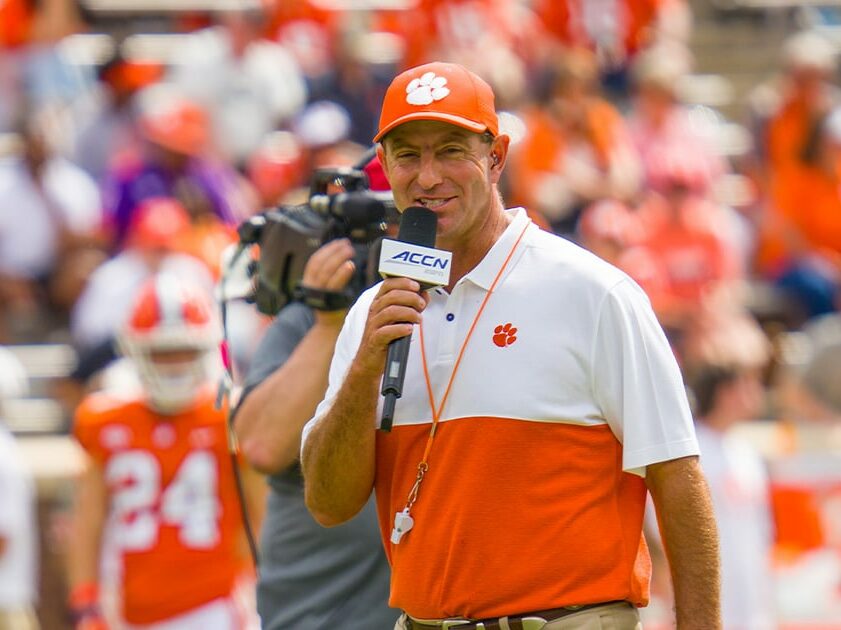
[105,450,221,551]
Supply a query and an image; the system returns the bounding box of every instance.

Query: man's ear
[489,134,510,182]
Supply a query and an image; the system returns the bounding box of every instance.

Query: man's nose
[417,153,443,190]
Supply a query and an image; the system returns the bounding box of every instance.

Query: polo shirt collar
[460,207,531,291]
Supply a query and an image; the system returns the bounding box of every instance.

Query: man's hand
[351,277,429,378]
[300,238,356,326]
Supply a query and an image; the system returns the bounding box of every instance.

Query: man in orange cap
[301,61,721,629]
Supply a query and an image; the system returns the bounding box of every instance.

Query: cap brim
[374,112,489,142]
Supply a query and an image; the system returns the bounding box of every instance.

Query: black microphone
[379,206,440,431]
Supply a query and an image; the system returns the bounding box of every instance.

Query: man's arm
[233,239,354,474]
[646,455,721,630]
[302,276,428,526]
[234,311,346,474]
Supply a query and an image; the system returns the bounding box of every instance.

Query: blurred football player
[66,273,264,630]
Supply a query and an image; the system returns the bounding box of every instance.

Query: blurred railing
[5,343,77,435]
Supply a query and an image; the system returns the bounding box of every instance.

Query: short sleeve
[300,289,372,453]
[591,279,699,474]
[72,400,105,464]
[238,302,315,405]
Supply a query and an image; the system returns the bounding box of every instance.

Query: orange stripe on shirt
[375,416,650,619]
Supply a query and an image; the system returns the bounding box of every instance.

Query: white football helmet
[118,273,221,414]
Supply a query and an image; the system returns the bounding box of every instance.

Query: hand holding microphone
[377,207,452,431]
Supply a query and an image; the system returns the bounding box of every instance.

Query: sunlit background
[3,1,841,628]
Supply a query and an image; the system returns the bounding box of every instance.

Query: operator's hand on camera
[301,238,356,326]
[354,277,430,378]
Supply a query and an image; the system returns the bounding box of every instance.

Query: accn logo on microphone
[378,239,452,287]
[389,250,450,270]
[493,323,518,348]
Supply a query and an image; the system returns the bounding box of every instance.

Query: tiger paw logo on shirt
[493,323,518,347]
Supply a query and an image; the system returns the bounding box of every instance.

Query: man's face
[379,120,505,252]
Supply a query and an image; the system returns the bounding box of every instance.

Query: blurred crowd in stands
[3,0,841,627]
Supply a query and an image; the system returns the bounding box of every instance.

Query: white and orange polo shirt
[302,208,698,620]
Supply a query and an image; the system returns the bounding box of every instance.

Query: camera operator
[233,233,396,629]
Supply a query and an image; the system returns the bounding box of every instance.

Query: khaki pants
[0,606,40,630]
[396,602,642,630]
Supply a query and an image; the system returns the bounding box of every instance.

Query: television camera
[236,166,395,316]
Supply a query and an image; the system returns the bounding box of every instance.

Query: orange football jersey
[73,389,249,625]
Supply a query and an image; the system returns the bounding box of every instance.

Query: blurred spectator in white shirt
[0,347,39,630]
[168,6,307,168]
[72,53,163,183]
[682,310,777,630]
[626,43,727,201]
[0,115,104,341]
[70,197,214,354]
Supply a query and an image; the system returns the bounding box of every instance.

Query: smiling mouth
[416,198,454,209]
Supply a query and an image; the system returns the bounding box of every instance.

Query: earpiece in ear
[492,154,500,166]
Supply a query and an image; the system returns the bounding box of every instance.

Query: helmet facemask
[119,274,221,415]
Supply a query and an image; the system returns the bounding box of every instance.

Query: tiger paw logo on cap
[374,61,499,142]
[406,72,450,106]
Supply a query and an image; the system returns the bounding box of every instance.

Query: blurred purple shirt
[102,158,246,248]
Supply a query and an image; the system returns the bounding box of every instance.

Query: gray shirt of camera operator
[239,301,397,630]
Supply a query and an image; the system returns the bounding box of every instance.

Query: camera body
[239,167,392,315]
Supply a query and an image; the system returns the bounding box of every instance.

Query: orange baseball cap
[128,197,191,251]
[139,98,209,157]
[374,62,498,142]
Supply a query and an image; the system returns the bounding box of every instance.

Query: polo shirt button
[446,313,455,322]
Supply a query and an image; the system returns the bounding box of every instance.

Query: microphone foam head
[398,206,437,247]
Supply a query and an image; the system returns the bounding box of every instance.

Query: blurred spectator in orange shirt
[766,107,841,322]
[101,89,257,250]
[507,48,641,237]
[246,131,307,208]
[265,0,338,91]
[576,198,668,305]
[777,108,841,259]
[749,30,840,278]
[0,0,34,50]
[577,198,641,265]
[634,162,742,342]
[376,0,537,71]
[533,0,691,99]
